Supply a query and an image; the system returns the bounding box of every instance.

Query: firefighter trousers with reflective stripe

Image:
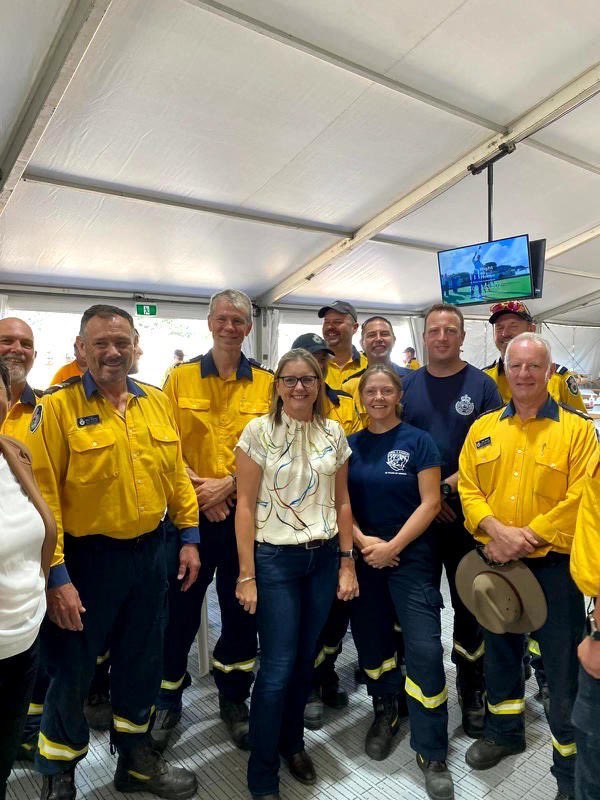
[483,553,584,796]
[432,507,484,691]
[351,531,448,762]
[158,514,256,710]
[35,528,167,776]
[573,664,600,800]
[312,598,351,687]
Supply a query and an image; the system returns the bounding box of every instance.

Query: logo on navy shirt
[455,394,474,416]
[386,449,410,473]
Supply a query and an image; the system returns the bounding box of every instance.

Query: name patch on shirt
[77,415,100,428]
[476,436,491,449]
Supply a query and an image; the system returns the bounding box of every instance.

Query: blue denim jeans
[247,539,339,796]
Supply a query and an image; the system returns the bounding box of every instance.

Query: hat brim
[488,310,533,325]
[456,549,548,634]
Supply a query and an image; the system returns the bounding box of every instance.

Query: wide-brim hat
[456,549,547,634]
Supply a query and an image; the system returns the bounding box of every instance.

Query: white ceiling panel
[553,303,600,326]
[550,236,600,278]
[28,0,373,206]
[534,94,600,169]
[221,0,466,75]
[384,146,600,248]
[386,0,600,125]
[246,84,487,227]
[0,181,338,296]
[0,0,70,156]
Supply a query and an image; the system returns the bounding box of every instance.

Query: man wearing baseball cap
[459,332,597,800]
[292,332,361,729]
[484,300,586,413]
[318,301,367,390]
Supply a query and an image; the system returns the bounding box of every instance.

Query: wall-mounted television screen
[437,234,532,307]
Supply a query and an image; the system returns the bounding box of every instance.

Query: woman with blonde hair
[348,364,454,800]
[235,348,358,799]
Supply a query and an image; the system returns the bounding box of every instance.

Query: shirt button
[92,441,97,447]
[517,449,522,454]
[510,496,516,501]
[140,506,145,512]
[513,471,519,477]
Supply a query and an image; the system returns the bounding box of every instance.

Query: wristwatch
[339,550,354,559]
[585,612,600,641]
[440,482,452,499]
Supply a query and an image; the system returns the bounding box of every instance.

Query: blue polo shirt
[401,364,502,478]
[347,422,441,535]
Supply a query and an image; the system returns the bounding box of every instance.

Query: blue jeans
[247,539,338,796]
[573,665,600,800]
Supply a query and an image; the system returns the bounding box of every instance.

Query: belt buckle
[305,540,321,550]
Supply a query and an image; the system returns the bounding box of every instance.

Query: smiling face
[322,310,357,353]
[506,338,552,407]
[0,318,36,388]
[360,371,401,424]
[80,314,135,386]
[494,313,535,358]
[361,318,395,363]
[208,297,252,355]
[275,357,321,421]
[424,310,465,365]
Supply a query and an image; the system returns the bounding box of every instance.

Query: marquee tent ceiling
[1,0,599,324]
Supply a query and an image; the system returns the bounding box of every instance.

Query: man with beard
[0,318,42,442]
[318,301,367,390]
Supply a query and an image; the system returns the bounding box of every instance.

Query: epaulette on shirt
[248,358,273,374]
[476,404,506,420]
[558,402,592,422]
[33,387,44,398]
[43,376,82,395]
[342,367,366,385]
[556,365,568,376]
[132,378,160,390]
[180,355,202,365]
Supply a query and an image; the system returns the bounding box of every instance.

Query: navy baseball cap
[292,333,334,355]
[317,300,358,321]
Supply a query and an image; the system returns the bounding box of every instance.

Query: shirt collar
[497,358,504,375]
[82,370,147,399]
[351,346,363,363]
[200,350,253,381]
[19,383,37,407]
[500,394,559,422]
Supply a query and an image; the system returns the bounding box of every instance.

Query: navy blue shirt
[401,364,502,478]
[348,422,441,535]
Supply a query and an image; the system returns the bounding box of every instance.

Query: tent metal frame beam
[546,223,600,261]
[0,0,113,213]
[22,173,600,285]
[255,61,600,305]
[536,289,600,322]
[184,0,600,177]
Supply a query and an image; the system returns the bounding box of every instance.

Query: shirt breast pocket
[239,401,270,416]
[474,444,501,496]
[148,424,180,474]
[69,428,118,484]
[534,454,568,502]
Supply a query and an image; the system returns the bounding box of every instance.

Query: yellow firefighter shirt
[163,352,273,479]
[483,359,586,413]
[571,449,600,596]
[26,372,199,587]
[324,347,367,390]
[408,358,421,370]
[458,395,597,556]
[323,385,363,436]
[0,384,42,443]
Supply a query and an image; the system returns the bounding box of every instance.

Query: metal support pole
[487,163,494,242]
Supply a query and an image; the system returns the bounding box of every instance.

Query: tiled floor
[8,579,560,800]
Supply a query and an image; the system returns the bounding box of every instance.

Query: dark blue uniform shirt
[347,422,441,535]
[401,364,502,478]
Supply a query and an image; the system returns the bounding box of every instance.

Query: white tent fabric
[1,0,599,341]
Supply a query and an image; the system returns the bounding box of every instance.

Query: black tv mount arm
[467,142,516,242]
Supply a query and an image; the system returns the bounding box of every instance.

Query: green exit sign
[136,303,157,316]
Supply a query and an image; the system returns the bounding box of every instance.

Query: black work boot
[417,754,455,800]
[465,737,526,770]
[113,739,197,799]
[83,691,112,731]
[40,769,77,800]
[457,687,485,739]
[319,682,348,709]
[17,729,38,762]
[365,696,400,761]
[150,708,182,753]
[303,689,324,730]
[219,693,250,750]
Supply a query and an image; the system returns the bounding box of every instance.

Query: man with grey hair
[153,289,274,751]
[459,332,597,800]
